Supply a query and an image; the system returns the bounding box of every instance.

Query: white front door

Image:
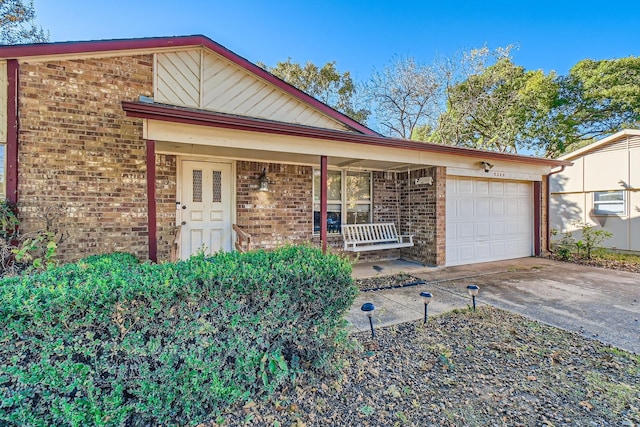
[180,160,233,259]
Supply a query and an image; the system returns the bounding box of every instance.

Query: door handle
[181,221,187,226]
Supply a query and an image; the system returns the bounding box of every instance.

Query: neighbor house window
[313,169,372,233]
[593,191,625,215]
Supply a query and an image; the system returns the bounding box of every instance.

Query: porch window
[313,169,372,234]
[593,190,625,215]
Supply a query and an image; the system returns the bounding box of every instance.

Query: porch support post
[320,155,328,253]
[6,59,19,205]
[146,139,158,263]
[533,180,542,257]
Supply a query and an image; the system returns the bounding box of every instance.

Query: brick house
[0,36,568,266]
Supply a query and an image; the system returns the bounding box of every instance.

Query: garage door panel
[518,199,530,215]
[456,245,476,263]
[475,242,492,259]
[459,199,474,217]
[518,182,531,196]
[458,179,474,194]
[457,222,475,239]
[476,180,489,195]
[490,222,505,237]
[505,221,519,236]
[490,241,507,258]
[491,199,505,216]
[490,181,504,195]
[477,199,490,216]
[506,239,531,256]
[447,177,533,266]
[505,182,518,195]
[518,220,530,234]
[506,199,519,215]
[476,222,490,238]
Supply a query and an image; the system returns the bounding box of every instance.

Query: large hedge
[0,246,356,426]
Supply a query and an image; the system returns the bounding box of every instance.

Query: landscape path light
[419,291,432,324]
[467,285,480,311]
[361,302,376,338]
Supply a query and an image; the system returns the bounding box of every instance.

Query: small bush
[551,222,613,260]
[0,245,356,426]
[0,199,67,276]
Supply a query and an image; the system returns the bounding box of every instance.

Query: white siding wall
[550,135,639,251]
[631,191,640,251]
[583,150,628,191]
[155,50,352,132]
[630,146,640,188]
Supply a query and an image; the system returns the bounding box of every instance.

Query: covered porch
[126,101,446,265]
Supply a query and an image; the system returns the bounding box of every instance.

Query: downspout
[6,59,19,205]
[545,165,566,253]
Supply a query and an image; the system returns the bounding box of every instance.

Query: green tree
[549,56,640,156]
[431,57,558,154]
[0,0,48,44]
[259,58,369,124]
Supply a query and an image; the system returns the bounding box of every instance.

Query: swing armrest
[398,234,414,244]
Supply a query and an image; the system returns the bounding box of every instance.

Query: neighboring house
[550,129,640,252]
[0,35,568,267]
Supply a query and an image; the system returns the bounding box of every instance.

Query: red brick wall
[17,55,154,262]
[156,154,177,261]
[236,161,313,249]
[371,167,446,266]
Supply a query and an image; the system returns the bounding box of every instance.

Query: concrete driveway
[347,257,640,354]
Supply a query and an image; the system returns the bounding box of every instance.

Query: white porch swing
[342,169,415,252]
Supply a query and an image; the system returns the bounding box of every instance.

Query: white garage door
[446,177,533,266]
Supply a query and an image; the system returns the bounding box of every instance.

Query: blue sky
[36,0,640,80]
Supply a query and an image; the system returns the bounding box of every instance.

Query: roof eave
[559,129,640,160]
[122,101,571,168]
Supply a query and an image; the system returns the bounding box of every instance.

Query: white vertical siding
[155,49,352,132]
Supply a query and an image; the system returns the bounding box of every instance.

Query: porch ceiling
[155,140,429,171]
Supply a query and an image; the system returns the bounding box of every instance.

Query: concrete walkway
[347,257,640,354]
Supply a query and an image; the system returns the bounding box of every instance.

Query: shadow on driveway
[347,257,640,354]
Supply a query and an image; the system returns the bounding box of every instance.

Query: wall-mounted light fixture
[480,161,494,173]
[259,168,269,192]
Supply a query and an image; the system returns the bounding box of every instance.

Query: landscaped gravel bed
[213,307,640,426]
[355,273,424,292]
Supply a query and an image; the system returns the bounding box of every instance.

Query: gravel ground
[355,274,424,292]
[213,306,640,427]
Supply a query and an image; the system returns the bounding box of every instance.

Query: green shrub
[0,199,67,276]
[0,245,356,426]
[551,222,613,260]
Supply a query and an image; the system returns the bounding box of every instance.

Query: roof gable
[0,35,376,135]
[155,48,354,131]
[560,129,640,160]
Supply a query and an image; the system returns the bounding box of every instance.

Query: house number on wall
[493,172,505,177]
